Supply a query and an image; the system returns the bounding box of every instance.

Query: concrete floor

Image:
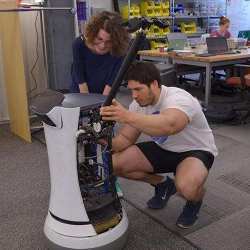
[1,87,250,250]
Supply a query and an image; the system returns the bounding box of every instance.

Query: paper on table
[174,49,193,53]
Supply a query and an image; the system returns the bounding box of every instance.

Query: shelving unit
[170,0,226,34]
[118,0,227,48]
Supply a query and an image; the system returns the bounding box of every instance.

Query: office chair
[225,64,250,124]
[204,64,250,124]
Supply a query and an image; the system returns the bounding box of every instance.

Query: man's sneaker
[115,180,123,198]
[147,177,176,209]
[176,200,203,229]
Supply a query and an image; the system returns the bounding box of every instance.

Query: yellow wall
[0,38,9,122]
[0,0,31,142]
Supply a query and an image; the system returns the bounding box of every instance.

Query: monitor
[238,30,250,41]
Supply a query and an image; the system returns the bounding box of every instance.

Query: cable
[28,11,39,100]
[123,198,201,250]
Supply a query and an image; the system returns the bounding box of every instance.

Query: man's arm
[112,124,140,152]
[127,108,189,136]
[100,100,189,136]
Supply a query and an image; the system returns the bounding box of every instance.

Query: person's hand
[79,83,89,94]
[100,99,130,123]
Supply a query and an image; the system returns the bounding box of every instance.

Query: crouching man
[100,62,218,228]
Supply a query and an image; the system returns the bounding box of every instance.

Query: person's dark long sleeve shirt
[70,36,123,94]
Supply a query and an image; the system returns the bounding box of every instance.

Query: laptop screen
[167,32,187,41]
[238,30,250,41]
[168,39,186,50]
[167,33,187,50]
[206,37,229,53]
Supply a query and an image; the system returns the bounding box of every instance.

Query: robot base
[44,208,129,250]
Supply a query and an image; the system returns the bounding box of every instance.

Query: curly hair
[84,11,129,57]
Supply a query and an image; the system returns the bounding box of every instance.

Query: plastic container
[121,4,141,19]
[140,0,155,17]
[161,1,170,16]
[154,1,162,16]
[150,40,167,49]
[148,24,161,36]
[180,22,197,33]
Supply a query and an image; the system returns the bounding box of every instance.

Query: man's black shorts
[136,141,214,173]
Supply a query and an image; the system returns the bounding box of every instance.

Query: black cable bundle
[103,30,146,106]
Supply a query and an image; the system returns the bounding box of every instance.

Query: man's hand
[100,100,131,123]
[79,83,89,94]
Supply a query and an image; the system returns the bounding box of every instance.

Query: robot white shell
[30,27,147,250]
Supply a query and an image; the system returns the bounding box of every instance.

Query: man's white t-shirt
[129,86,218,156]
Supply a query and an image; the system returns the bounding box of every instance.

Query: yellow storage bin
[154,2,162,17]
[180,22,197,34]
[121,4,140,20]
[140,1,155,17]
[161,26,170,35]
[150,40,167,49]
[161,1,170,16]
[148,24,161,37]
[162,0,170,8]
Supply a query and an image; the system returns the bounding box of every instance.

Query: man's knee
[175,158,208,200]
[175,179,201,201]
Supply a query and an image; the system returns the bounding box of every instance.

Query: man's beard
[137,90,155,107]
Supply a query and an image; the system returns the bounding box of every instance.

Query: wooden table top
[138,49,250,63]
[138,50,169,57]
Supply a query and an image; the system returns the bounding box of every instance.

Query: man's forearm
[127,112,175,136]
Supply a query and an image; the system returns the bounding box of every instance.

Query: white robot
[32,92,128,250]
[31,29,146,250]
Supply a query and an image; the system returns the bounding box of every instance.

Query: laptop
[198,37,237,57]
[167,33,187,51]
[168,39,186,51]
[238,30,250,41]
